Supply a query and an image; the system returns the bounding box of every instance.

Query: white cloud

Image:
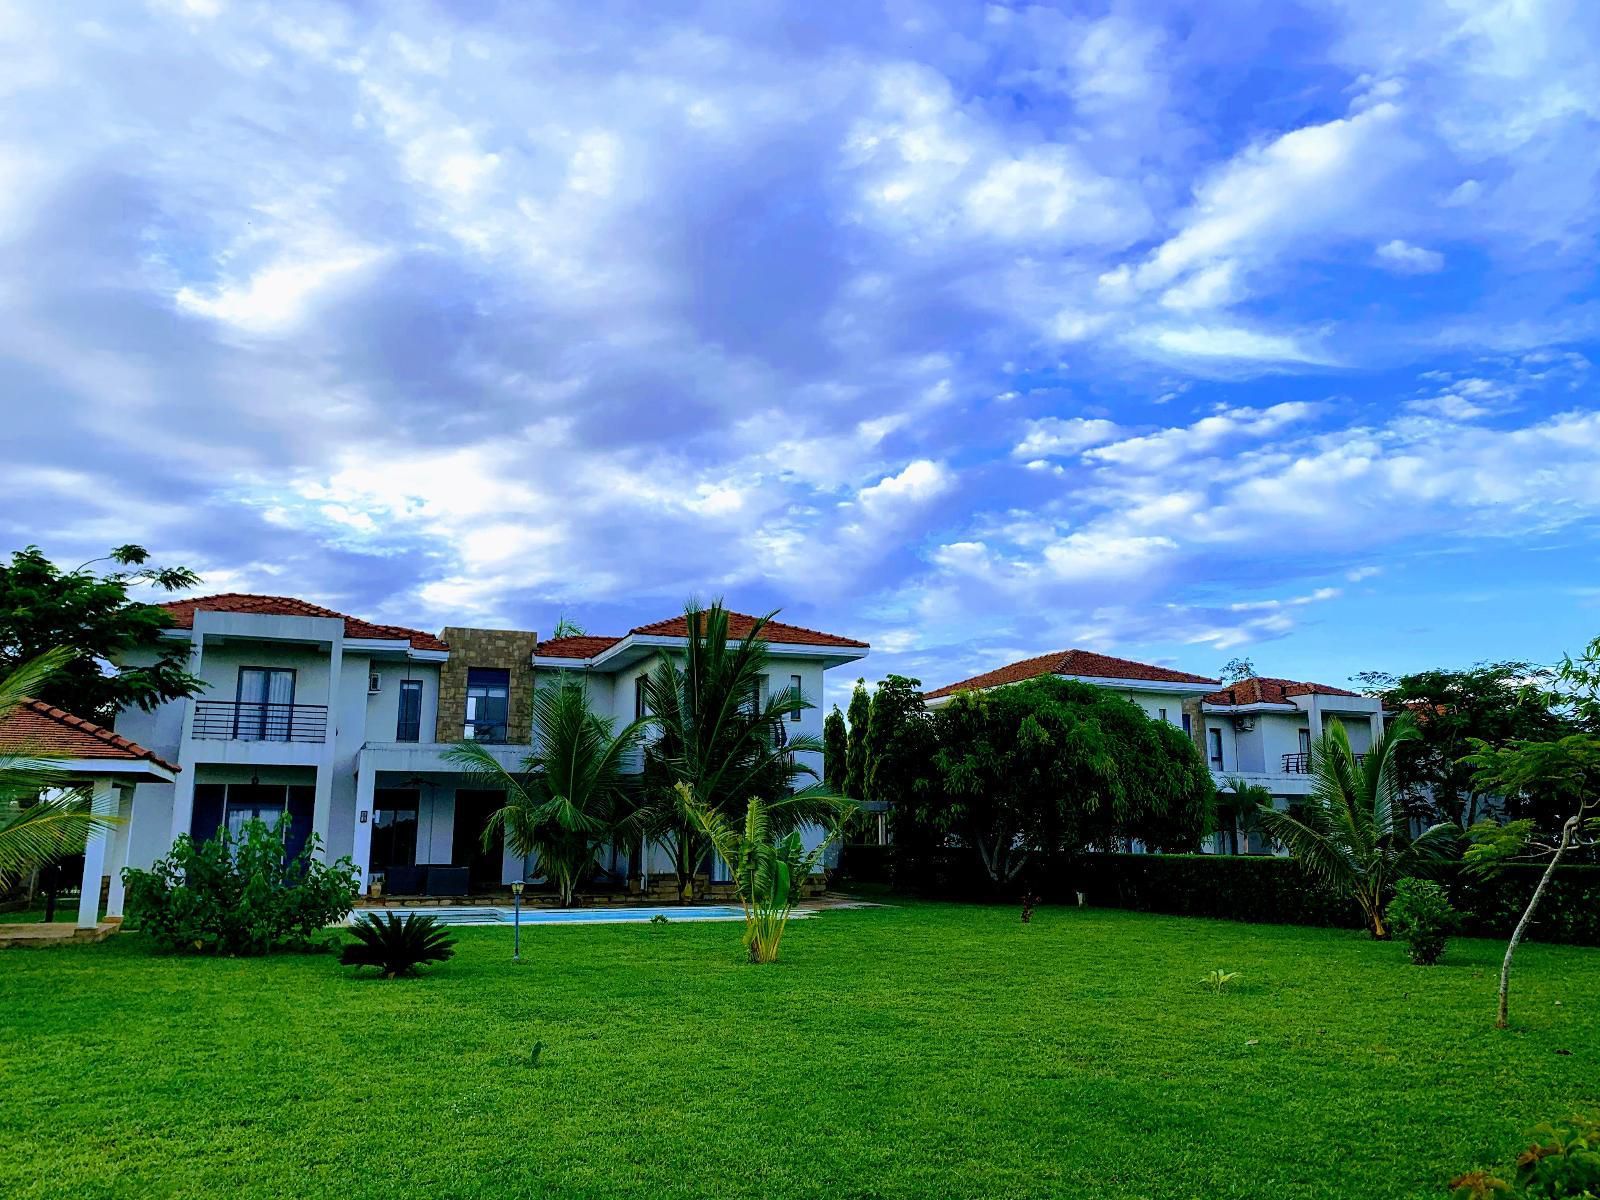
[1136,326,1335,365]
[1013,417,1124,459]
[1375,238,1445,274]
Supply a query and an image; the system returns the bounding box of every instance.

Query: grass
[1,902,1595,1199]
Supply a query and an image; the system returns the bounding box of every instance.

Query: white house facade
[923,650,1387,855]
[102,594,868,915]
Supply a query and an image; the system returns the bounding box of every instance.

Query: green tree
[822,705,849,795]
[638,602,838,902]
[1355,662,1571,828]
[1254,714,1459,938]
[1221,657,1257,683]
[0,545,202,723]
[446,681,648,905]
[843,677,870,799]
[0,649,121,888]
[1464,733,1600,1027]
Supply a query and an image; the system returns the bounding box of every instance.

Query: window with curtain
[235,667,296,741]
[789,674,803,722]
[465,667,510,742]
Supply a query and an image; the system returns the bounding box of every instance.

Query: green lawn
[1,903,1594,1199]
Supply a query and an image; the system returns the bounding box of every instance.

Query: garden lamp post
[511,879,524,962]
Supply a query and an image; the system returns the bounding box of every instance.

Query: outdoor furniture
[385,864,426,895]
[425,866,469,897]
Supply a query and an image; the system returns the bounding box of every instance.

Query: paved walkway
[0,921,119,949]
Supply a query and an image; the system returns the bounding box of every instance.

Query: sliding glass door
[235,667,296,741]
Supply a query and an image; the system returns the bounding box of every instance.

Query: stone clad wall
[434,627,540,744]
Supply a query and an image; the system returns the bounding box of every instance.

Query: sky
[3,0,1599,708]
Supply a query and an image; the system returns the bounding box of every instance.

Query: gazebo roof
[0,700,180,780]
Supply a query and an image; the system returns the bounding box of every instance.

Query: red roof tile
[1204,676,1363,706]
[160,593,448,651]
[925,650,1218,700]
[0,700,179,773]
[630,611,868,649]
[534,635,625,659]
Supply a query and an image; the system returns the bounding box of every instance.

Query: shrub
[123,819,358,955]
[340,912,456,978]
[1450,1114,1600,1198]
[1387,878,1457,965]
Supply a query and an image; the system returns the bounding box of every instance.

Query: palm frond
[0,789,111,889]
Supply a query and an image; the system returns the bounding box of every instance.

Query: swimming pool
[357,904,760,927]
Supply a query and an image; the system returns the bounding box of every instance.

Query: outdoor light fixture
[510,880,525,962]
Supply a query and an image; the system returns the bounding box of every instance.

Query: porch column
[168,767,196,846]
[103,787,134,921]
[1369,710,1385,746]
[311,635,343,857]
[352,766,376,891]
[1307,698,1324,746]
[310,766,334,858]
[77,779,118,928]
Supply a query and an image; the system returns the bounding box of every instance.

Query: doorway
[452,789,506,891]
[371,789,420,873]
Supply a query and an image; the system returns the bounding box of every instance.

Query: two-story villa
[101,594,867,917]
[922,651,1387,855]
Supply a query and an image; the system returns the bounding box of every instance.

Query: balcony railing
[193,701,328,743]
[1281,751,1366,774]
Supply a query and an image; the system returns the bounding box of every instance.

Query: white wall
[363,661,440,743]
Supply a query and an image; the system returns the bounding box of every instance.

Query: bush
[1387,878,1456,964]
[1450,1114,1600,1198]
[123,819,359,955]
[340,912,456,978]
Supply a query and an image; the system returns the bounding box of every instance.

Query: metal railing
[192,700,328,743]
[1281,750,1366,774]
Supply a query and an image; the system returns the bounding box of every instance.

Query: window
[1207,728,1224,769]
[1298,727,1311,755]
[635,674,649,719]
[1182,712,1193,737]
[371,789,420,871]
[396,679,423,742]
[465,667,510,742]
[1158,706,1168,724]
[235,667,296,741]
[790,674,803,722]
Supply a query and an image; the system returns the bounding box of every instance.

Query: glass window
[465,667,510,742]
[396,679,423,742]
[1182,712,1193,736]
[371,790,420,871]
[1208,728,1224,768]
[1158,707,1168,724]
[790,674,803,722]
[635,674,649,719]
[235,667,296,741]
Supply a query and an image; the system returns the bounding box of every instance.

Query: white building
[922,651,1387,855]
[101,593,867,916]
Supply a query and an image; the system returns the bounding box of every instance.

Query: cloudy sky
[4,0,1599,703]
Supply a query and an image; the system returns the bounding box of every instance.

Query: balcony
[192,701,329,743]
[1280,751,1366,773]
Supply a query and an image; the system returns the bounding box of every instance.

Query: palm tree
[1254,713,1458,938]
[0,648,120,890]
[632,602,844,902]
[445,681,648,906]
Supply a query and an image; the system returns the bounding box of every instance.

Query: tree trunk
[1496,816,1577,1029]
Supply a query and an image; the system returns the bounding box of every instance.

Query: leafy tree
[0,544,202,723]
[446,682,648,905]
[686,784,855,962]
[1215,776,1275,855]
[917,677,1213,887]
[1220,657,1257,683]
[1254,714,1459,938]
[0,649,121,888]
[843,678,870,799]
[822,705,848,795]
[1463,733,1600,1027]
[1355,662,1572,828]
[864,674,933,806]
[637,602,838,901]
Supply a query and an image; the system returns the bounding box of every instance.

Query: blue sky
[3,0,1599,705]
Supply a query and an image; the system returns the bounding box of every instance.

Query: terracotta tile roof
[630,611,868,649]
[0,700,180,773]
[1204,676,1364,706]
[534,611,867,660]
[160,593,448,651]
[534,635,625,659]
[924,649,1219,700]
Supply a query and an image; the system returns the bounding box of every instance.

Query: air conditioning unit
[368,671,382,695]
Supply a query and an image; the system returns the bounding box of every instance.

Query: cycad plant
[0,648,121,890]
[633,602,843,902]
[340,912,457,977]
[446,682,648,906]
[1254,713,1458,938]
[685,783,854,963]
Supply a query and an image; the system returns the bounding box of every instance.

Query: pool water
[358,904,756,927]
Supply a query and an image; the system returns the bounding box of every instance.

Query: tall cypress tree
[843,678,871,799]
[823,704,849,794]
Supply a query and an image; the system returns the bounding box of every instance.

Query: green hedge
[883,849,1600,946]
